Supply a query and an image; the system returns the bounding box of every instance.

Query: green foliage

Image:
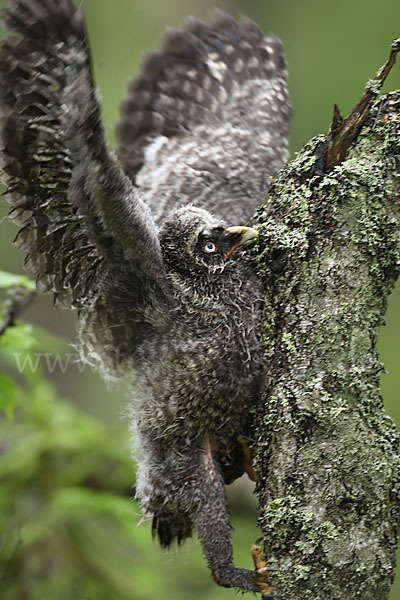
[0,329,140,599]
[0,276,145,598]
[0,373,16,417]
[0,270,35,291]
[1,323,36,351]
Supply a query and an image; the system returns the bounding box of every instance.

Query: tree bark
[254,91,400,599]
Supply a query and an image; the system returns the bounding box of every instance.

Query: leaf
[0,270,35,291]
[1,324,37,350]
[0,373,17,417]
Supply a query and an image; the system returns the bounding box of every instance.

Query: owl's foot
[210,539,276,596]
[237,435,258,482]
[251,538,276,597]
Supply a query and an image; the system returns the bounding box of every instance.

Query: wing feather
[116,11,292,223]
[0,0,169,368]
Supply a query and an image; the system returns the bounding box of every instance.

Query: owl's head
[159,206,258,277]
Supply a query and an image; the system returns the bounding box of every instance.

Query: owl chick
[0,0,291,595]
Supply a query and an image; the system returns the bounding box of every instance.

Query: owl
[0,0,291,595]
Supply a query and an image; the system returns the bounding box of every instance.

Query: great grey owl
[0,0,291,595]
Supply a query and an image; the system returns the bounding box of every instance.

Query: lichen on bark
[253,92,400,599]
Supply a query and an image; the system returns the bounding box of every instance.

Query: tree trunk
[254,91,400,599]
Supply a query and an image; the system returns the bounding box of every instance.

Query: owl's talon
[256,575,275,597]
[250,538,267,570]
[251,538,276,596]
[237,435,258,481]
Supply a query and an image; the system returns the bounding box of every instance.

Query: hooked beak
[223,226,259,259]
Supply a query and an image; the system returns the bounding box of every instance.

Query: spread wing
[116,12,292,224]
[0,0,168,366]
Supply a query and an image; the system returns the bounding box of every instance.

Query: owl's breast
[134,274,263,446]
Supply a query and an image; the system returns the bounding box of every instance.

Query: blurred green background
[0,0,399,598]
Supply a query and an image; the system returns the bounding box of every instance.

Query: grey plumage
[117,11,291,223]
[0,0,291,595]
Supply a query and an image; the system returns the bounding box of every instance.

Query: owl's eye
[203,241,217,254]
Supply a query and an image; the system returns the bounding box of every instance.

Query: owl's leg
[194,436,274,596]
[136,432,274,594]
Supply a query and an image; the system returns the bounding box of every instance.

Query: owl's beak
[223,226,259,259]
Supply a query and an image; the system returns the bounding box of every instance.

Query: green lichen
[282,332,297,353]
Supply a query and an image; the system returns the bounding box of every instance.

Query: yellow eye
[203,241,217,254]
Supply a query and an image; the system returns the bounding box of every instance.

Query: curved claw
[250,539,267,570]
[250,538,276,597]
[257,575,275,597]
[237,435,258,481]
[260,591,276,598]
